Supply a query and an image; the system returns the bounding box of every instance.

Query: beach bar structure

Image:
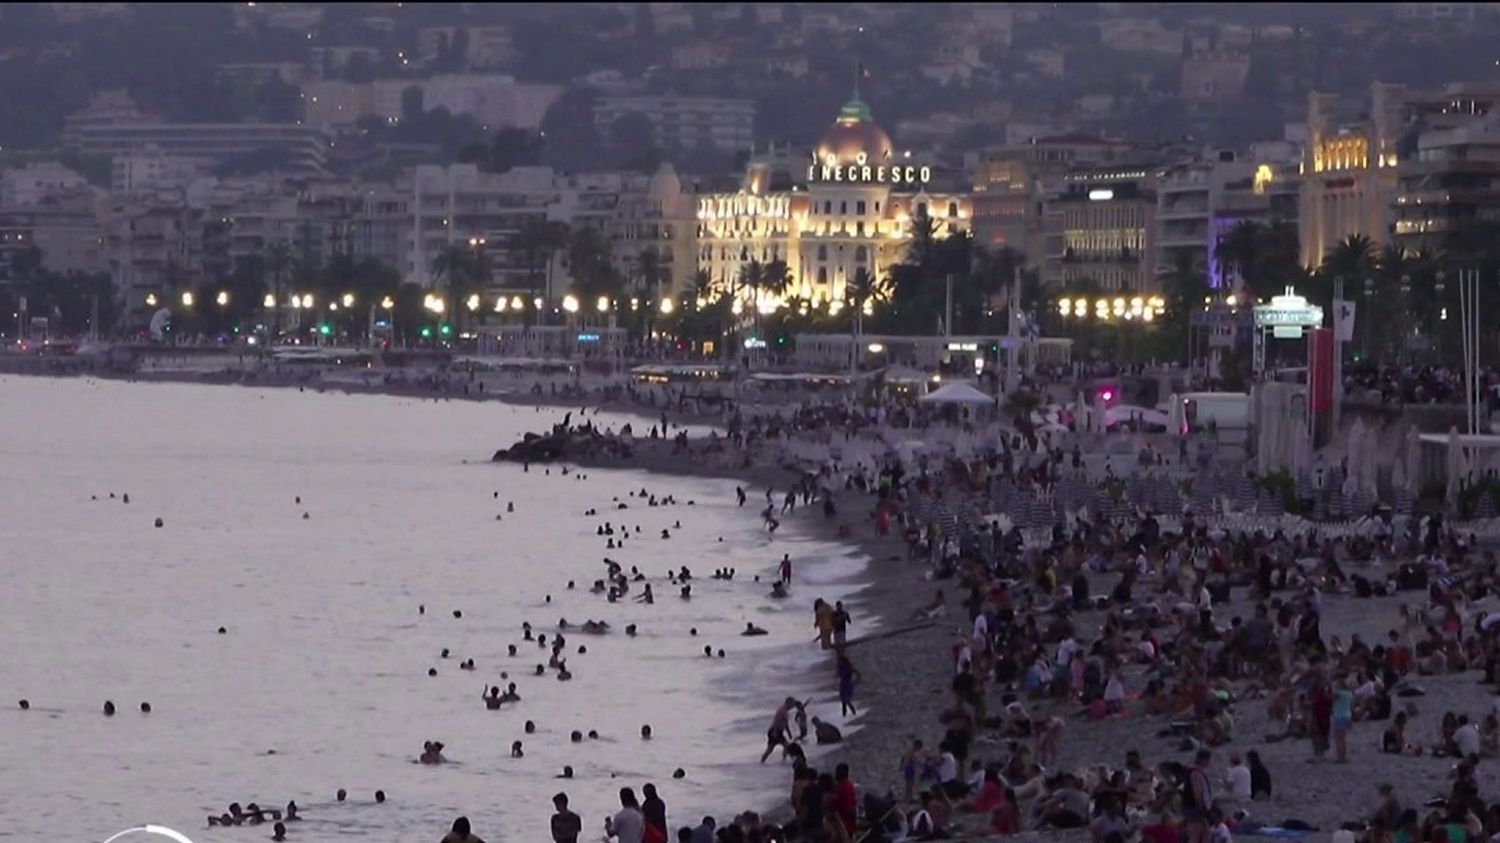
[792,333,1072,372]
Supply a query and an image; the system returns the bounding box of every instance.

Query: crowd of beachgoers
[475,392,1500,843]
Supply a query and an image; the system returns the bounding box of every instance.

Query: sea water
[0,377,871,842]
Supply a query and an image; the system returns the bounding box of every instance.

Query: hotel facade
[694,95,971,309]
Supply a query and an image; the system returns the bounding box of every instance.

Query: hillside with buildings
[2,2,1499,359]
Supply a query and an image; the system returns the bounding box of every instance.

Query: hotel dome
[813,96,894,168]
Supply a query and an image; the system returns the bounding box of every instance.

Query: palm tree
[264,242,292,340]
[1215,220,1260,294]
[761,259,793,306]
[690,268,715,302]
[845,266,887,373]
[432,240,483,331]
[1161,251,1207,363]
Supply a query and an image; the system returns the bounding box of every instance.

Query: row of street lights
[142,288,878,325]
[1056,295,1167,322]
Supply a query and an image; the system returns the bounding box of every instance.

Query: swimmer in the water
[680,584,691,599]
[641,724,653,740]
[336,789,347,802]
[703,645,714,657]
[271,821,287,841]
[485,686,503,710]
[743,623,768,636]
[571,730,583,743]
[285,802,299,822]
[419,741,447,764]
[501,683,520,703]
[637,584,654,604]
[559,765,574,779]
[557,662,572,681]
[524,720,536,733]
[625,624,637,636]
[769,582,789,599]
[535,664,545,676]
[511,741,524,758]
[375,790,385,803]
[508,644,518,656]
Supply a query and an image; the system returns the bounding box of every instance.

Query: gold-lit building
[1299,84,1406,267]
[694,94,971,310]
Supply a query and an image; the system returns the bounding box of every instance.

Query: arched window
[854,246,868,263]
[916,201,928,217]
[817,244,828,261]
[948,201,958,217]
[740,246,749,260]
[817,267,828,285]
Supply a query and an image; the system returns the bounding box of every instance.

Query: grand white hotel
[694,94,972,311]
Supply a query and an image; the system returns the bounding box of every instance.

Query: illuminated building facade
[1299,84,1405,267]
[694,95,971,309]
[1043,167,1159,292]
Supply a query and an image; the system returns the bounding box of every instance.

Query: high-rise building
[594,95,755,154]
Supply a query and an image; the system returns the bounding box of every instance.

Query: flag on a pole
[1333,299,1356,343]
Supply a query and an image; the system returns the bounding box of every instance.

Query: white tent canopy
[919,382,995,406]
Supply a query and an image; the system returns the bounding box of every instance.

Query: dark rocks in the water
[492,429,632,463]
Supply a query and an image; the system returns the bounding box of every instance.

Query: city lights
[1056,295,1165,321]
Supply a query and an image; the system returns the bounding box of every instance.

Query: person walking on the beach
[1182,749,1214,843]
[1310,681,1333,761]
[832,601,851,647]
[899,738,926,802]
[836,652,861,717]
[814,599,834,650]
[736,486,746,507]
[1331,681,1353,763]
[779,554,792,586]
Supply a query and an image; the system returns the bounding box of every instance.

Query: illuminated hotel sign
[807,152,931,185]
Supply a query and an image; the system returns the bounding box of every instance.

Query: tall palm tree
[430,242,480,334]
[845,266,887,373]
[761,259,792,306]
[265,242,292,340]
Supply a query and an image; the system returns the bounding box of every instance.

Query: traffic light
[420,326,433,338]
[318,323,332,336]
[439,323,452,337]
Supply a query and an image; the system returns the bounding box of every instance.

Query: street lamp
[181,291,194,307]
[380,295,395,310]
[145,293,159,307]
[660,298,675,315]
[263,293,276,308]
[562,294,580,314]
[216,291,229,307]
[466,293,480,312]
[596,295,610,313]
[342,293,355,308]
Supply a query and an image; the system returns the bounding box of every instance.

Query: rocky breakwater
[490,427,633,463]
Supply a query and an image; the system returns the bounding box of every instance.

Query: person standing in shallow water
[779,554,792,586]
[760,697,796,762]
[551,793,582,843]
[814,600,834,650]
[605,788,644,843]
[641,784,667,843]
